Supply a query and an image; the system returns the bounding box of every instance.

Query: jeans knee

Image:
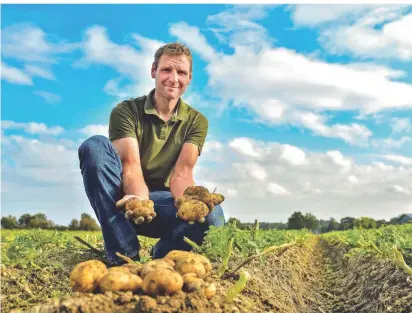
[208,205,225,227]
[79,135,110,158]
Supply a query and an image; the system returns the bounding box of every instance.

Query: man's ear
[151,63,156,79]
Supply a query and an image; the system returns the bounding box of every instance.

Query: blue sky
[2,4,412,225]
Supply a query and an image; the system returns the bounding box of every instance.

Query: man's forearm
[170,171,195,199]
[122,166,150,200]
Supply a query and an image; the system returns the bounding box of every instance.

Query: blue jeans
[78,135,225,265]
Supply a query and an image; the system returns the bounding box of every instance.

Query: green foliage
[1,215,18,229]
[68,218,79,230]
[202,220,312,261]
[79,213,100,231]
[322,224,412,274]
[287,211,305,230]
[1,229,104,269]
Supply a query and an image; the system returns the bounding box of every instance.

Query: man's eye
[179,71,187,75]
[162,69,171,72]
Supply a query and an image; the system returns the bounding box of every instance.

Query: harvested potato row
[124,198,157,224]
[69,251,216,299]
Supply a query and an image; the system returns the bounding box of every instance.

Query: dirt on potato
[3,237,412,313]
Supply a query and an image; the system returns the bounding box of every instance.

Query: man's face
[151,54,192,101]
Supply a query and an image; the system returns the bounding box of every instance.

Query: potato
[203,282,216,300]
[142,268,183,296]
[99,271,143,292]
[108,263,143,276]
[175,198,209,224]
[124,198,156,224]
[165,251,212,276]
[182,273,204,292]
[175,186,225,224]
[182,273,216,299]
[183,186,225,210]
[175,258,208,278]
[69,260,108,292]
[140,259,175,278]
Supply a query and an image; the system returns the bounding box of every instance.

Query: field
[1,224,411,313]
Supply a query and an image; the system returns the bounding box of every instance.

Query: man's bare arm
[170,143,199,199]
[112,137,150,200]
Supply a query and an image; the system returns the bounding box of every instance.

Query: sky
[1,4,412,225]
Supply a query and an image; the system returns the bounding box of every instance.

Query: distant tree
[79,213,100,231]
[354,217,377,229]
[227,217,242,228]
[327,218,340,232]
[376,219,386,228]
[340,217,356,230]
[18,214,34,228]
[54,225,68,231]
[388,216,399,225]
[69,218,80,230]
[28,213,54,229]
[287,211,305,230]
[303,213,319,231]
[1,215,18,229]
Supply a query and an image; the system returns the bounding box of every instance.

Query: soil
[2,238,411,313]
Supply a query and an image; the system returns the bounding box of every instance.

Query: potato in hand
[118,197,157,224]
[174,186,225,224]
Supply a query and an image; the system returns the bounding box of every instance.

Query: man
[78,43,225,265]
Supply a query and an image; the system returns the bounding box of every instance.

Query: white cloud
[290,5,375,27]
[267,182,291,195]
[196,136,412,222]
[391,118,412,134]
[78,26,163,99]
[380,154,412,166]
[169,22,218,62]
[280,144,306,165]
[390,184,409,194]
[1,62,33,85]
[371,136,412,150]
[1,134,94,225]
[293,111,372,146]
[34,91,61,104]
[291,5,412,60]
[2,23,76,63]
[24,65,56,80]
[229,137,264,159]
[207,5,274,50]
[326,150,352,170]
[2,121,64,136]
[79,124,109,138]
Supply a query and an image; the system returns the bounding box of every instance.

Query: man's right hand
[116,195,156,224]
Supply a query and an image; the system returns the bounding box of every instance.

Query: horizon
[1,4,412,225]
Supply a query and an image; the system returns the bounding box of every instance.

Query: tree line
[1,213,100,231]
[228,212,411,233]
[1,211,410,233]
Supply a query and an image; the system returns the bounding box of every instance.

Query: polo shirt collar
[144,89,188,121]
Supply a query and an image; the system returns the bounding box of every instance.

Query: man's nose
[170,71,178,83]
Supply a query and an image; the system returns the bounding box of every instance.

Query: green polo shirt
[109,89,208,191]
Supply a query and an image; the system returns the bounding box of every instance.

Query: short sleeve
[185,113,208,155]
[109,101,137,141]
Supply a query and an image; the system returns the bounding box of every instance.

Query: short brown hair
[153,42,193,72]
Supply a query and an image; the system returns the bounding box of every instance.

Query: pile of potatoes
[69,250,216,299]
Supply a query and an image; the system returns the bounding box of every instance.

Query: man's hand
[116,195,156,224]
[175,186,224,224]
